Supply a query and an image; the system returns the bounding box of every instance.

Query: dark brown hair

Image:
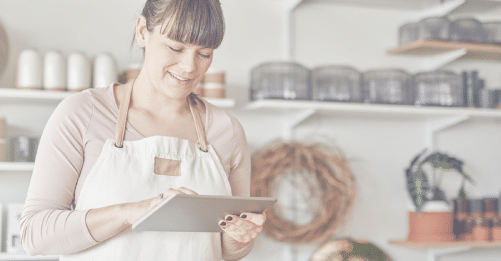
[140,0,225,49]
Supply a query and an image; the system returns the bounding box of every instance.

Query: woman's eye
[169,46,182,53]
[199,53,211,59]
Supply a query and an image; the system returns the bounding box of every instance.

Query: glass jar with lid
[362,69,414,105]
[414,70,463,107]
[419,16,450,41]
[450,18,486,44]
[311,65,362,103]
[250,62,311,101]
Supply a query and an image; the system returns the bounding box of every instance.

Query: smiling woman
[20,1,264,261]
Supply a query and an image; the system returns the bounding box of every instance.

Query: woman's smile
[167,70,194,86]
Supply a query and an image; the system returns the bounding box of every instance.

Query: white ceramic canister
[93,53,117,88]
[67,52,91,92]
[17,49,42,89]
[43,51,66,91]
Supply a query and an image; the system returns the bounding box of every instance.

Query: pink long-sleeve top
[20,83,253,260]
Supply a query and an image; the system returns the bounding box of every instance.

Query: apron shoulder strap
[188,94,209,152]
[114,81,134,148]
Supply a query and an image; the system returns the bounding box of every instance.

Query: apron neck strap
[114,81,133,148]
[114,81,208,151]
[188,94,208,152]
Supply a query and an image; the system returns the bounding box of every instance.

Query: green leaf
[421,152,475,185]
[432,186,447,202]
[406,169,430,214]
[457,183,468,199]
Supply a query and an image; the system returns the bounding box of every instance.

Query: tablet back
[132,194,276,233]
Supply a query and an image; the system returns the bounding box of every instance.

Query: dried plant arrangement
[251,139,356,244]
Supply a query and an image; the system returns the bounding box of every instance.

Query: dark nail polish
[241,214,247,219]
[225,216,233,221]
[220,222,226,226]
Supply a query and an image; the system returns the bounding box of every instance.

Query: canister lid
[484,197,498,213]
[454,199,469,213]
[469,199,484,213]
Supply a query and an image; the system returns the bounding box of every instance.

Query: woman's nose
[178,53,197,73]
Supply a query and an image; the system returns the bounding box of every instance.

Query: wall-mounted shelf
[299,0,501,14]
[389,240,501,249]
[244,99,501,119]
[0,88,73,103]
[389,240,501,261]
[387,39,501,71]
[387,40,501,61]
[0,88,235,108]
[244,99,501,148]
[0,253,58,260]
[0,162,34,172]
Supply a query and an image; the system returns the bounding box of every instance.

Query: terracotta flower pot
[407,201,455,242]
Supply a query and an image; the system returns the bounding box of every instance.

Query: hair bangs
[160,0,224,49]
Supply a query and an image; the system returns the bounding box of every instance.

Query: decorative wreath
[251,140,356,244]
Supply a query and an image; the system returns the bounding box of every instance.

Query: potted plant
[404,148,474,242]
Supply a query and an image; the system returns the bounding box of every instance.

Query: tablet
[132,194,277,233]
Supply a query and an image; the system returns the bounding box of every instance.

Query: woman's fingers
[176,187,198,195]
[240,212,266,226]
[224,214,244,226]
[219,214,263,243]
[219,220,254,243]
[161,187,198,198]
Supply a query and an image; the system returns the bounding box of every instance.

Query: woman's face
[142,25,214,99]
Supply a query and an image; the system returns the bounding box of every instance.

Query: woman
[20,0,265,260]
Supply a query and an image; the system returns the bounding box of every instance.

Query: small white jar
[43,51,66,91]
[93,53,117,88]
[67,52,90,92]
[17,49,42,89]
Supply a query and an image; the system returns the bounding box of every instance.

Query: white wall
[0,1,501,260]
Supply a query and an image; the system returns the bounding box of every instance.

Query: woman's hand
[123,187,198,226]
[218,211,266,243]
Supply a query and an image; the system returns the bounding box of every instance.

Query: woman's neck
[130,72,191,117]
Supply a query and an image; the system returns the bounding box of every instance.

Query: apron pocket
[154,157,181,176]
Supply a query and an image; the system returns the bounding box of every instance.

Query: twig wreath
[251,140,356,244]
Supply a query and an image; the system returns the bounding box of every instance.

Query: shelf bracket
[416,0,466,20]
[421,49,467,72]
[282,0,306,60]
[426,114,469,150]
[283,109,316,140]
[427,246,473,261]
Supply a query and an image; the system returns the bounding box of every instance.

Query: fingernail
[219,221,226,226]
[240,214,247,219]
[225,216,233,221]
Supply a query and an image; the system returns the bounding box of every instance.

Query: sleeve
[221,114,255,261]
[20,91,99,255]
[227,114,251,198]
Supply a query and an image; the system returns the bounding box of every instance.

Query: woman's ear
[136,15,149,48]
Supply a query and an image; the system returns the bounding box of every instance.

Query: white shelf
[0,88,236,108]
[0,88,72,103]
[203,98,235,108]
[0,254,58,260]
[298,0,501,13]
[0,162,34,172]
[244,99,501,119]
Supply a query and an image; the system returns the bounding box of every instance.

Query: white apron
[59,83,232,261]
